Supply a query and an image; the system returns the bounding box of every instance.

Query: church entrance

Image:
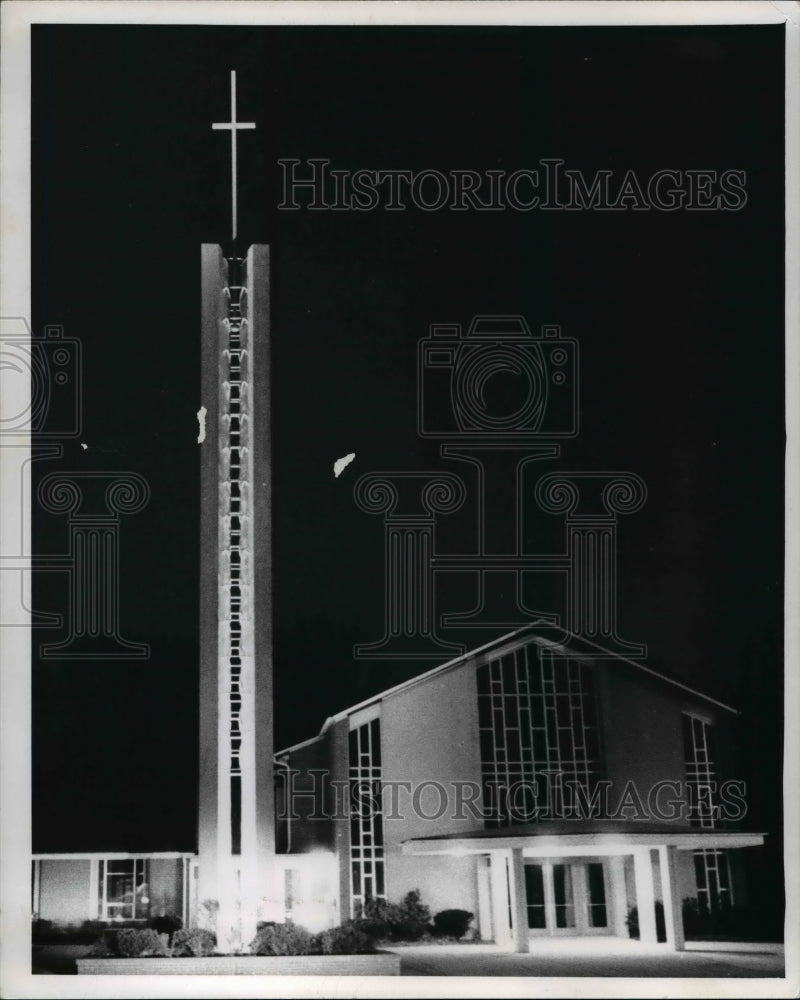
[524,861,610,936]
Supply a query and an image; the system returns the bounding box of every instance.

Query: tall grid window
[349,717,386,917]
[693,848,733,912]
[476,645,601,827]
[682,713,733,910]
[682,713,717,829]
[98,859,149,921]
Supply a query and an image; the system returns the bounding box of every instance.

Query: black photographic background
[31,25,783,917]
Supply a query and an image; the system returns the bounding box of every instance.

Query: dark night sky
[31,25,783,857]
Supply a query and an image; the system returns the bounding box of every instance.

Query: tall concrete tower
[196,73,275,952]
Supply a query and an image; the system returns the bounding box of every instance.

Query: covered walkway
[404,828,765,953]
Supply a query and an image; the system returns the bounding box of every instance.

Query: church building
[32,620,766,952]
[31,72,767,957]
[271,624,764,951]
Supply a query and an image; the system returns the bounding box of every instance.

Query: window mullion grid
[349,718,385,917]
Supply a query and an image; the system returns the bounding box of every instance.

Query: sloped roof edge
[275,624,738,758]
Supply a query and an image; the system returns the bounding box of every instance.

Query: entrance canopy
[402,828,765,953]
[402,829,765,857]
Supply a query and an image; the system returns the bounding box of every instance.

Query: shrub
[682,897,713,939]
[32,919,66,945]
[362,890,431,942]
[249,922,318,956]
[314,922,375,955]
[432,909,474,940]
[628,898,783,944]
[399,889,432,939]
[32,919,108,945]
[626,902,666,943]
[352,904,392,941]
[77,920,108,943]
[88,936,114,957]
[114,927,171,957]
[148,913,182,939]
[681,898,783,942]
[171,927,216,957]
[343,915,384,941]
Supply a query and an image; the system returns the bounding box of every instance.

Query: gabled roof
[275,624,738,758]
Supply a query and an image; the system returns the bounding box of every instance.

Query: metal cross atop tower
[212,70,257,241]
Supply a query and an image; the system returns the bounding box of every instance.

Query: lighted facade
[31,624,765,950]
[196,243,276,951]
[274,625,764,951]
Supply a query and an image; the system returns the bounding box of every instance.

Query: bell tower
[197,72,275,951]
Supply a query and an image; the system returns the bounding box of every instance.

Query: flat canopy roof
[403,830,765,856]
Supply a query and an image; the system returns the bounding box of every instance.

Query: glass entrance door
[586,862,608,930]
[552,863,576,929]
[525,861,609,935]
[524,864,547,929]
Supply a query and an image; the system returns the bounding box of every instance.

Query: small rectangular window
[101,859,148,921]
[285,869,296,913]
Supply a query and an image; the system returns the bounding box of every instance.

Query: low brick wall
[76,953,401,976]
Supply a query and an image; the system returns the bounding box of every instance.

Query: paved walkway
[388,939,786,978]
[33,938,785,979]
